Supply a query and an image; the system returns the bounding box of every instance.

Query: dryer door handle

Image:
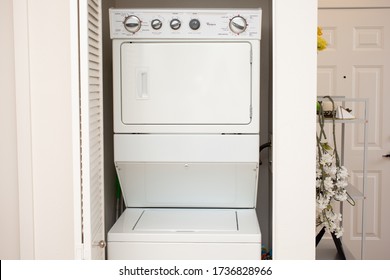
[137,68,149,99]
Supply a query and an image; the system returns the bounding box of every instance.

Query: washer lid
[133,209,237,232]
[108,208,261,243]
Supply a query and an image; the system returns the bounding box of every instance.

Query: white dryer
[108,8,262,260]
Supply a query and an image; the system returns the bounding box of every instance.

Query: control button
[229,16,247,34]
[189,19,200,30]
[123,15,141,33]
[170,19,181,30]
[151,19,162,30]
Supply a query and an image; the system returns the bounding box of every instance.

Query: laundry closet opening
[100,0,272,259]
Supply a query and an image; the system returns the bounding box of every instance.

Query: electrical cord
[259,141,272,165]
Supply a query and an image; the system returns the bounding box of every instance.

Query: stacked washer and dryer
[108,8,262,260]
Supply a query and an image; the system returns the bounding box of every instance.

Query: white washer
[108,208,261,260]
[108,8,262,260]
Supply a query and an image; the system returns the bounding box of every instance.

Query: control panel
[109,9,262,39]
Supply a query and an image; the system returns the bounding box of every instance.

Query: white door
[121,41,253,125]
[79,0,105,259]
[318,8,390,259]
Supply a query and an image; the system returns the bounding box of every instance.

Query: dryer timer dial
[124,15,141,33]
[229,16,247,34]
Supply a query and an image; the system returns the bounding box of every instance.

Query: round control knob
[124,15,141,33]
[151,19,162,30]
[229,16,247,34]
[170,19,181,30]
[189,19,201,30]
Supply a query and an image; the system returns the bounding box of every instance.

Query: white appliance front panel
[121,41,251,125]
[108,242,261,260]
[113,39,260,134]
[109,8,262,40]
[116,162,258,208]
[114,134,259,163]
[133,209,237,232]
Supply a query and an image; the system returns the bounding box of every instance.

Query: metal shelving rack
[317,96,368,260]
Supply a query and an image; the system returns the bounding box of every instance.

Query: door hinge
[250,49,253,64]
[250,106,253,119]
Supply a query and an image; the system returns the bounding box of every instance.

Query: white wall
[0,0,20,260]
[272,0,317,259]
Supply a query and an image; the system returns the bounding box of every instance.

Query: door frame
[13,0,35,259]
[13,0,83,259]
[272,0,317,260]
[70,0,83,260]
[319,0,390,8]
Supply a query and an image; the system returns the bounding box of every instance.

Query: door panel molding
[13,0,35,259]
[319,0,390,9]
[318,8,390,260]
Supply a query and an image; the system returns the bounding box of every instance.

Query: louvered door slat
[89,77,99,85]
[88,36,99,46]
[88,22,99,37]
[89,57,99,66]
[88,9,99,22]
[89,0,99,10]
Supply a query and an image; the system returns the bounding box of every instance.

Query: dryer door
[120,41,252,126]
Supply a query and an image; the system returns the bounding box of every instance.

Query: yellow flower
[317,27,323,36]
[318,37,327,51]
[317,27,327,51]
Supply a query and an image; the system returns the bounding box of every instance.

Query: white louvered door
[79,0,105,259]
